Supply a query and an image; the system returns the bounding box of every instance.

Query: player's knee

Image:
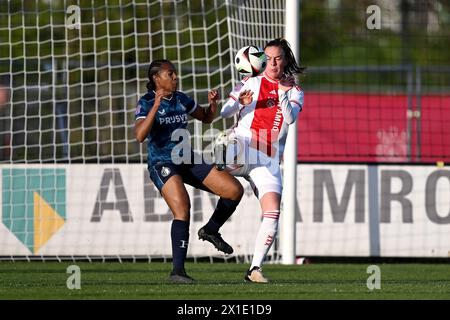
[170,199,191,218]
[227,181,244,201]
[173,212,190,221]
[172,205,191,221]
[236,183,244,200]
[180,202,191,214]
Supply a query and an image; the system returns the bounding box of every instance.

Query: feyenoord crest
[161,166,171,177]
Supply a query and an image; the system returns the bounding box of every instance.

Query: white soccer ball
[234,45,267,77]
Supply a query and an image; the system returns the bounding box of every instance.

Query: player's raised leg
[198,167,243,254]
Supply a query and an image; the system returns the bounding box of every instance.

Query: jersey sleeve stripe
[289,99,302,106]
[263,214,280,219]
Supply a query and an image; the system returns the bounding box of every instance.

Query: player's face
[155,63,178,92]
[264,46,287,80]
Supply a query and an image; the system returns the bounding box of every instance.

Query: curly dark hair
[264,38,305,76]
[146,59,175,90]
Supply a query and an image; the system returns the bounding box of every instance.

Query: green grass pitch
[0,262,449,300]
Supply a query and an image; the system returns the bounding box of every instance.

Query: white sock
[250,210,280,269]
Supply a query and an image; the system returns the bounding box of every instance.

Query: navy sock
[171,219,190,273]
[204,198,240,233]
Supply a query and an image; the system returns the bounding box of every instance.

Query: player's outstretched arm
[220,89,253,118]
[191,89,219,123]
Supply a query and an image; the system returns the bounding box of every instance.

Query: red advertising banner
[298,92,450,163]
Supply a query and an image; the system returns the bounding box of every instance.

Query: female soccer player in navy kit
[135,60,243,283]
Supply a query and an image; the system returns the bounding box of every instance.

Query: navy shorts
[149,161,214,193]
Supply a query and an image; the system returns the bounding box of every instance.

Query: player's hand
[279,75,296,92]
[238,90,253,105]
[208,89,220,113]
[208,89,219,104]
[155,88,172,104]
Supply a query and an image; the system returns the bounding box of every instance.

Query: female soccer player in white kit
[220,38,304,283]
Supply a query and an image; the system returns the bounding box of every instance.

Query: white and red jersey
[221,72,304,158]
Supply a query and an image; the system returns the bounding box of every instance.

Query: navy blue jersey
[135,90,197,167]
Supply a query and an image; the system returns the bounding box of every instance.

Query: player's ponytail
[265,38,306,76]
[146,59,174,91]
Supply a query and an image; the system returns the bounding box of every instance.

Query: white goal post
[281,0,300,265]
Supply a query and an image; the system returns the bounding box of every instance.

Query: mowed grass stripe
[0,262,448,299]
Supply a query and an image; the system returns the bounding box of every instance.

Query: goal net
[2,1,449,262]
[0,0,286,261]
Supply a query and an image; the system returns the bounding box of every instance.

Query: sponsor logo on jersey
[269,90,277,95]
[272,107,283,131]
[158,109,166,115]
[159,114,188,125]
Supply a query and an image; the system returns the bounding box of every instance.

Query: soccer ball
[234,45,267,77]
